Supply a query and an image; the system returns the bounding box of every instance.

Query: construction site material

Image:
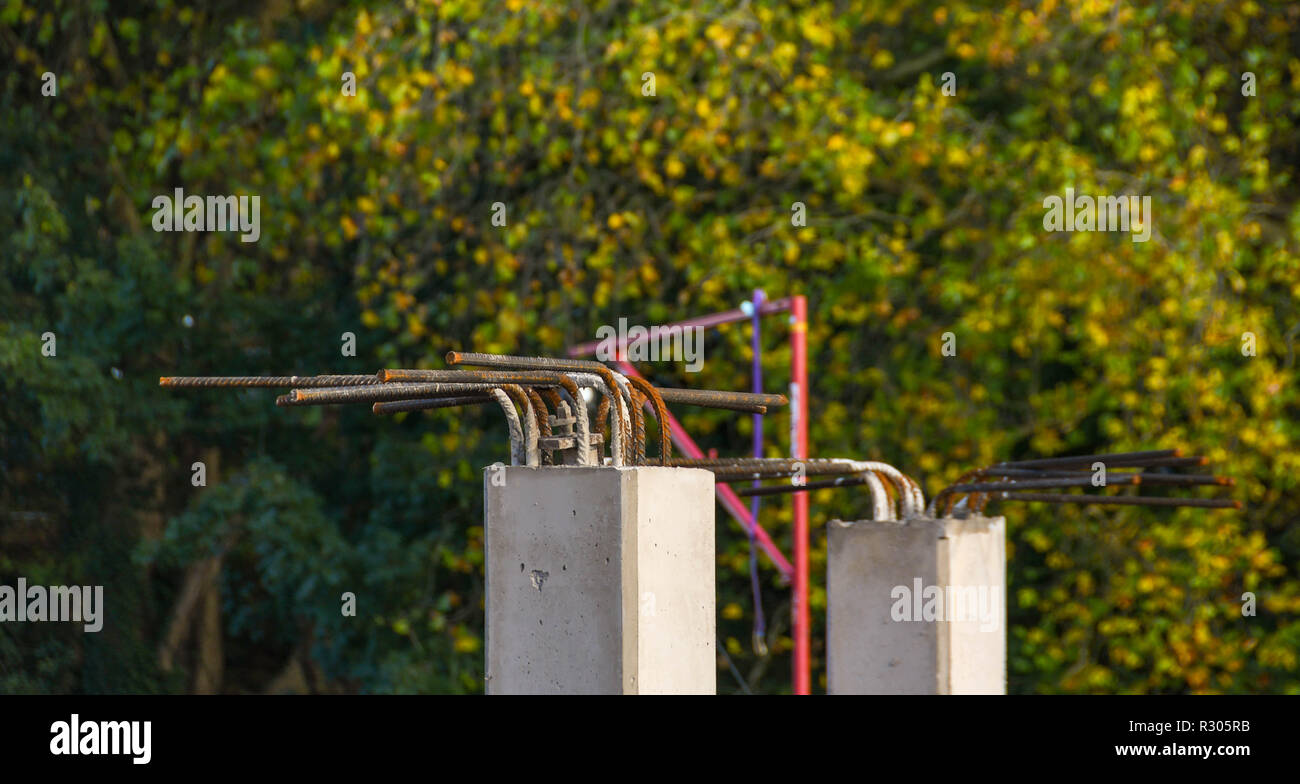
[827,515,1006,695]
[930,451,1238,516]
[484,466,716,694]
[159,353,785,470]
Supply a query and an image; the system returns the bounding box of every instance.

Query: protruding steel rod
[446,352,782,411]
[497,384,540,466]
[379,368,567,386]
[283,382,553,407]
[603,370,638,463]
[945,476,1147,493]
[628,386,646,464]
[736,474,872,497]
[566,372,623,466]
[668,457,843,468]
[973,468,1231,485]
[984,492,1240,509]
[372,395,493,415]
[653,387,781,413]
[932,449,1231,516]
[448,351,634,463]
[160,375,382,388]
[525,387,554,466]
[626,374,672,464]
[1129,473,1234,486]
[385,370,595,465]
[989,449,1181,470]
[487,388,525,466]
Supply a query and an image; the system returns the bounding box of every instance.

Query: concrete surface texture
[827,515,1006,695]
[484,465,715,694]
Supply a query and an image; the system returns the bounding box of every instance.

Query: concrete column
[827,515,1006,694]
[484,466,716,694]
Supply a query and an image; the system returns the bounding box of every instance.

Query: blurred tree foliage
[2,0,1298,693]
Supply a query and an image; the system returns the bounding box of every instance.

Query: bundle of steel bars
[159,352,786,468]
[159,363,1240,519]
[665,457,925,521]
[927,449,1240,516]
[665,449,1239,522]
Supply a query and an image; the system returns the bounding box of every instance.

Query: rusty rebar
[626,375,672,464]
[932,449,1225,516]
[595,392,610,446]
[448,351,630,464]
[695,461,867,481]
[668,457,806,467]
[160,375,381,388]
[945,477,1147,493]
[701,457,921,518]
[496,384,540,466]
[372,395,493,415]
[670,457,850,470]
[378,368,564,388]
[629,387,647,464]
[989,449,1182,470]
[982,492,1240,509]
[486,388,525,465]
[445,351,781,413]
[653,387,783,413]
[736,475,872,497]
[973,468,1230,486]
[1131,473,1234,486]
[525,387,553,466]
[280,382,514,406]
[604,370,637,463]
[563,372,622,465]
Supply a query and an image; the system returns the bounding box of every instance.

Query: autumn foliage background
[2,0,1298,694]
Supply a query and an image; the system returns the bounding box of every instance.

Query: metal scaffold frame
[567,292,813,694]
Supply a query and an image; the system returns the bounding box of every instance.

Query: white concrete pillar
[827,515,1006,694]
[484,465,716,694]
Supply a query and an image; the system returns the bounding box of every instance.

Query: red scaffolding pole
[569,294,812,694]
[790,295,810,695]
